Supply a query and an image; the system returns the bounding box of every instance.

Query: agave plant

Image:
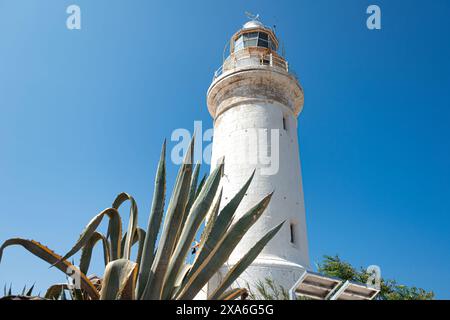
[0,139,283,300]
[0,284,40,300]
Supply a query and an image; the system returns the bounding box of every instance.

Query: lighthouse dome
[243,20,265,29]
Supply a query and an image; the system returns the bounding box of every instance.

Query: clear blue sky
[1,0,449,298]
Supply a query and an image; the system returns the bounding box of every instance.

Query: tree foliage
[318,255,434,300]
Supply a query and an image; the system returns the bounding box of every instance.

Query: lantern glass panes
[234,31,277,53]
[234,35,244,52]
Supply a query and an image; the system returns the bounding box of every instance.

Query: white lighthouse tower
[207,17,310,294]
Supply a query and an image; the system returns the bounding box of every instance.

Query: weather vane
[245,11,260,21]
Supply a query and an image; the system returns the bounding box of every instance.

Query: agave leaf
[142,138,194,300]
[121,228,147,267]
[218,288,248,300]
[100,259,138,300]
[176,188,222,293]
[185,171,255,286]
[161,163,223,299]
[26,283,35,296]
[60,287,67,300]
[79,232,110,275]
[170,264,191,297]
[183,162,200,220]
[4,284,12,296]
[169,138,195,249]
[208,221,285,300]
[73,288,85,300]
[45,284,70,300]
[136,141,166,298]
[212,170,255,239]
[195,174,207,198]
[195,188,222,263]
[55,208,120,265]
[106,209,122,261]
[112,193,138,260]
[134,228,146,267]
[177,192,273,300]
[0,238,99,299]
[175,264,192,289]
[173,162,201,250]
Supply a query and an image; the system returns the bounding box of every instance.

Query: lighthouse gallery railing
[213,50,289,80]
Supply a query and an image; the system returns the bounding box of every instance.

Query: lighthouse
[207,17,310,294]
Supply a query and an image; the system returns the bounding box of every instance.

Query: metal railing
[213,50,289,80]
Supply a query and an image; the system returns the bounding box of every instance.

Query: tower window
[290,223,296,245]
[282,117,287,131]
[259,32,269,41]
[257,32,269,48]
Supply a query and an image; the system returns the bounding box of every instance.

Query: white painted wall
[207,68,310,295]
